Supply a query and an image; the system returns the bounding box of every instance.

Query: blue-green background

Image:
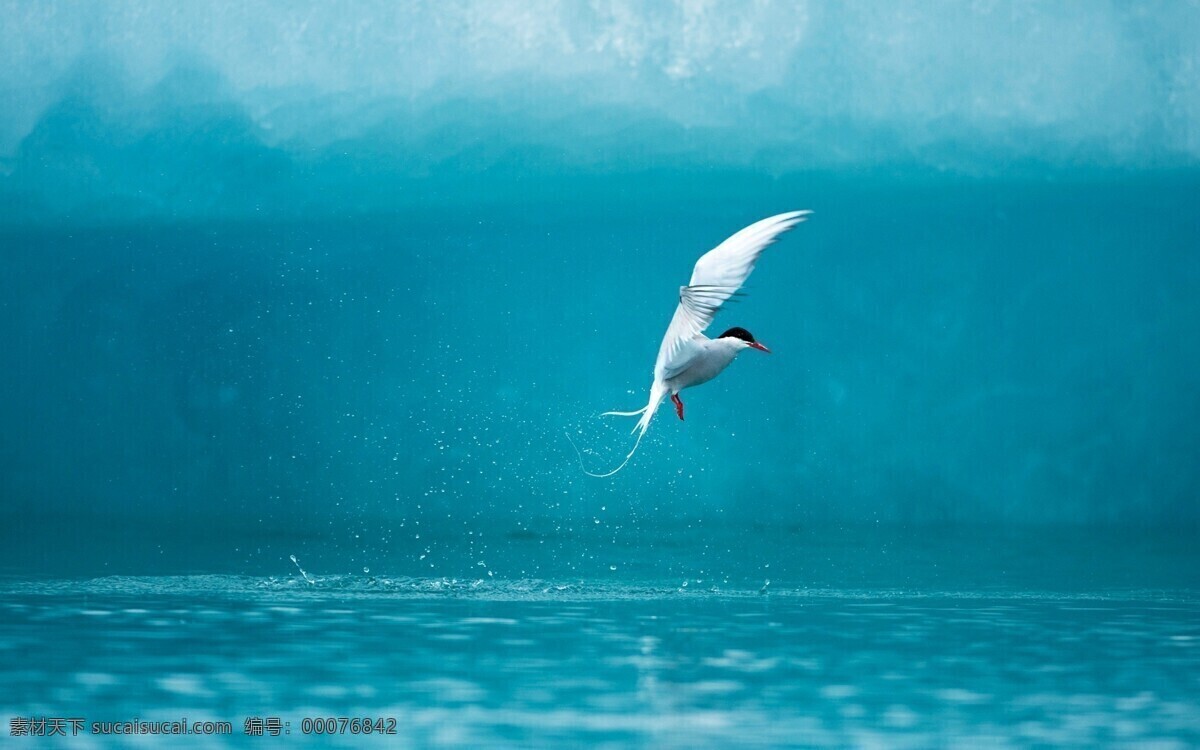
[2,4,1199,747]
[3,2,1198,577]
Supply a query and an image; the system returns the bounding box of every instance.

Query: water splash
[289,555,315,585]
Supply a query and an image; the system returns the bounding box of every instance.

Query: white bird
[571,210,812,477]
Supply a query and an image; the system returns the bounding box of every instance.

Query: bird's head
[719,326,771,354]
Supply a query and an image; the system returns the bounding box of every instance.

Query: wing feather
[653,211,811,381]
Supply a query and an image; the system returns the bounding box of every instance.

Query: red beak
[748,341,771,354]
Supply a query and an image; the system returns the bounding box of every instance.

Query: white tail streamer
[567,384,667,477]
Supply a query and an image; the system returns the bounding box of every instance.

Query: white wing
[653,211,811,381]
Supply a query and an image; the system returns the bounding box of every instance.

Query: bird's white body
[664,336,745,393]
[572,210,811,477]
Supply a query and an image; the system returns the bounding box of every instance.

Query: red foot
[671,393,684,421]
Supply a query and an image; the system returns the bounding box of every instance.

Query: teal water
[3,528,1199,746]
[3,576,1199,748]
[3,2,1200,747]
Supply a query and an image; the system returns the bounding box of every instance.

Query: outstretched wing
[653,211,811,381]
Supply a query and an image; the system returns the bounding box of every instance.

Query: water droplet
[362,567,370,574]
[609,565,617,571]
[289,555,314,585]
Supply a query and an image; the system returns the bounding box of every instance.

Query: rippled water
[3,576,1198,748]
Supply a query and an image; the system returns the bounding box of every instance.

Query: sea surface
[4,580,1198,748]
[3,527,1199,748]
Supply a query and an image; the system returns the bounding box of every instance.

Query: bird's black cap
[719,326,756,343]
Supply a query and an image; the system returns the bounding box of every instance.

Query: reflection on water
[2,577,1197,747]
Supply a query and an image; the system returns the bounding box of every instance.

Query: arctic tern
[571,210,811,477]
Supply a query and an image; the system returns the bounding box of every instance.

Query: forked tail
[567,383,667,477]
